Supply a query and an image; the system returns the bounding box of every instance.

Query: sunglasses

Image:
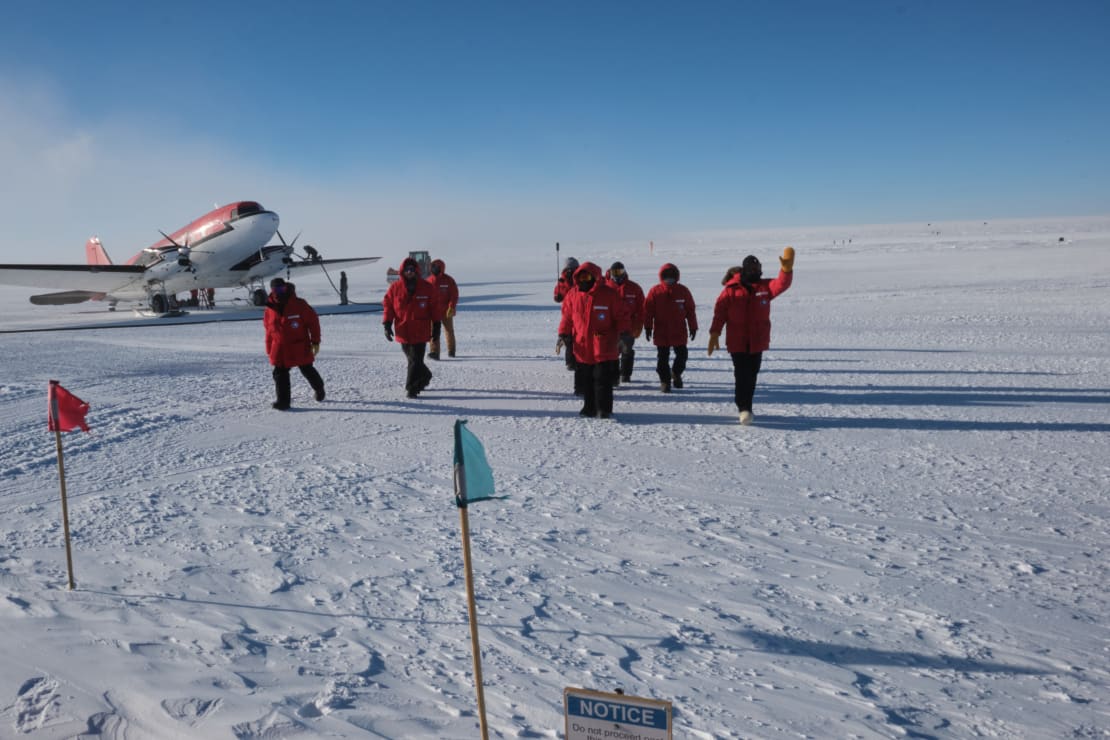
[403,266,417,274]
[575,272,594,283]
[610,268,625,277]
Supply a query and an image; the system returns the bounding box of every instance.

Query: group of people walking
[263,247,795,426]
[554,247,794,424]
[262,257,460,406]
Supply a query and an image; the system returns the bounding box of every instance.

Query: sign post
[564,687,672,740]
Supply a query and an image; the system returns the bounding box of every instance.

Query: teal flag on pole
[453,420,505,508]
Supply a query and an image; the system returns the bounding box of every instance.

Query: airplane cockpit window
[232,202,264,219]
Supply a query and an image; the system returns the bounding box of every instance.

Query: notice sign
[564,687,672,740]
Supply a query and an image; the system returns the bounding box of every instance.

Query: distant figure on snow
[644,263,698,393]
[557,261,631,419]
[383,256,444,398]
[554,257,580,371]
[604,261,645,385]
[339,271,348,305]
[428,259,459,360]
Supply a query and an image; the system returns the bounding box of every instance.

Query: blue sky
[1,1,1107,260]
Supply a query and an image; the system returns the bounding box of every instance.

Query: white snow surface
[1,217,1108,739]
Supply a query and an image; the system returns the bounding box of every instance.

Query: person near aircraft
[264,278,325,410]
[707,248,795,425]
[339,271,349,305]
[383,256,445,398]
[427,259,459,360]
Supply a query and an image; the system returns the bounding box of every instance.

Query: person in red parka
[427,258,459,360]
[264,278,324,410]
[557,262,631,419]
[708,247,795,425]
[643,263,698,393]
[604,261,645,386]
[553,257,579,371]
[383,256,445,398]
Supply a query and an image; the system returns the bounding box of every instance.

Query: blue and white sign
[564,687,672,740]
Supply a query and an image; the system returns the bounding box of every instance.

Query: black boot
[301,364,326,401]
[620,348,634,384]
[672,373,683,389]
[272,366,292,410]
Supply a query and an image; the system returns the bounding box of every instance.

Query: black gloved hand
[432,320,442,342]
[644,327,652,342]
[689,328,697,341]
[383,323,393,342]
[618,332,633,353]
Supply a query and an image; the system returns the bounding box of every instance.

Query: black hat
[270,277,286,289]
[610,261,625,272]
[741,255,763,283]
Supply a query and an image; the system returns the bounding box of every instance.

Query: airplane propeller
[157,230,194,269]
[275,229,301,266]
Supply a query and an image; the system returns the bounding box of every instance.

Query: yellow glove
[779,246,795,273]
[311,343,320,356]
[707,332,721,356]
[446,306,456,318]
[555,337,565,355]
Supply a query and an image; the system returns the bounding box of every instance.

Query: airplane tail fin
[86,237,113,265]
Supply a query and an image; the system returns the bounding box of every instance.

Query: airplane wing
[0,264,147,292]
[283,257,381,273]
[29,290,106,305]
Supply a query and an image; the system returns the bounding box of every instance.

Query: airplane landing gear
[252,288,267,306]
[151,293,168,314]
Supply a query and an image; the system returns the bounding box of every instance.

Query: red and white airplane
[0,201,380,313]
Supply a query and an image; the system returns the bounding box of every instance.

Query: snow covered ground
[1,217,1108,738]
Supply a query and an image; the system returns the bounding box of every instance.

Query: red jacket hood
[573,262,604,291]
[658,263,681,282]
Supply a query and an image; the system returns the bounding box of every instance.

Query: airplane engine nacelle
[146,253,195,281]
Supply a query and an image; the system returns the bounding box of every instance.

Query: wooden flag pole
[458,504,490,740]
[53,426,76,590]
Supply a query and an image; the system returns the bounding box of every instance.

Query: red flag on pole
[48,381,90,433]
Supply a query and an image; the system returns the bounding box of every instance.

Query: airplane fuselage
[113,201,282,300]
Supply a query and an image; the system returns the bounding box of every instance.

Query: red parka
[643,263,698,347]
[709,270,792,353]
[605,272,646,337]
[557,262,631,364]
[428,259,459,314]
[264,286,320,367]
[383,256,445,344]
